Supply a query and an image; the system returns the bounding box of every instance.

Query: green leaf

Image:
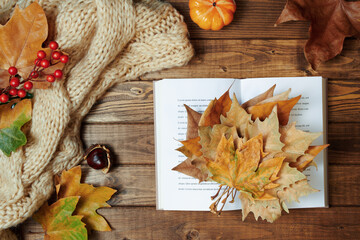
[0,125,27,156]
[33,196,88,240]
[0,99,32,156]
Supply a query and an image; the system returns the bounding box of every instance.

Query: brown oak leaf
[276,0,360,69]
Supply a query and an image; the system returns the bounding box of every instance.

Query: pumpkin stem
[212,2,216,7]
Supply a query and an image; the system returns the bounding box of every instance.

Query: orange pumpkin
[189,0,236,31]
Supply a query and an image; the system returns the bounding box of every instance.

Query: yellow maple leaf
[57,166,116,231]
[207,135,284,208]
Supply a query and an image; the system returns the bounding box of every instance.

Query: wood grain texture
[84,78,360,124]
[141,40,360,80]
[20,0,360,238]
[21,206,360,240]
[78,165,360,207]
[84,81,153,124]
[82,123,360,165]
[169,0,310,39]
[82,123,154,165]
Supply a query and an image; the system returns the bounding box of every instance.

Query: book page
[154,78,241,211]
[155,77,327,211]
[240,76,327,208]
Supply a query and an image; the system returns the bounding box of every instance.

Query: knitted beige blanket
[0,0,193,238]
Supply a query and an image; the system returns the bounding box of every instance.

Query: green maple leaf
[33,196,87,240]
[0,99,32,156]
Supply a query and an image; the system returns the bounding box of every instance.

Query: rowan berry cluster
[0,41,68,103]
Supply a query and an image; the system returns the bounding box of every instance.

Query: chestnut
[84,144,111,173]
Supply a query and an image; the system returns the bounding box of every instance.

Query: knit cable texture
[0,0,194,237]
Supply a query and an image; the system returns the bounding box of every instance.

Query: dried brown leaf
[279,122,322,162]
[290,144,329,171]
[220,94,252,138]
[241,84,276,109]
[199,89,232,127]
[247,95,301,126]
[0,2,49,79]
[246,106,284,156]
[184,104,201,139]
[276,0,360,69]
[172,158,208,182]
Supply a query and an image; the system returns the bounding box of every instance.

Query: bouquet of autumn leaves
[173,85,328,223]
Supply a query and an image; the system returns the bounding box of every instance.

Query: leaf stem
[210,185,236,216]
[211,185,223,200]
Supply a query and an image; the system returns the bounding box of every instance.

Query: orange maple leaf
[198,89,232,127]
[0,2,66,89]
[247,95,301,126]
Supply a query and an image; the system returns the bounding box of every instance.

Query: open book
[154,77,328,211]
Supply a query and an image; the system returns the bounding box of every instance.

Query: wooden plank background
[21,0,360,239]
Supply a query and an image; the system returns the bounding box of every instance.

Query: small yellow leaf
[0,99,32,156]
[178,137,202,158]
[57,166,116,232]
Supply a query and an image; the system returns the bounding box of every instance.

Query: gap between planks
[78,165,360,207]
[21,206,360,240]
